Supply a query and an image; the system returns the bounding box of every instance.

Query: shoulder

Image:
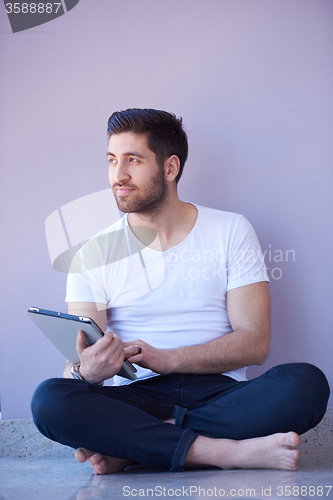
[191,204,260,248]
[193,203,245,228]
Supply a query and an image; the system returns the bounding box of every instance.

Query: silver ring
[135,345,142,355]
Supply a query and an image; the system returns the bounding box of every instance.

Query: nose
[110,159,131,185]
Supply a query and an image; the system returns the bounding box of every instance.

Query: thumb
[76,330,87,356]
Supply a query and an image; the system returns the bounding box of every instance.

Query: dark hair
[107,108,188,184]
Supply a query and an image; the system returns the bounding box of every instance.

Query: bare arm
[63,302,125,383]
[124,282,271,375]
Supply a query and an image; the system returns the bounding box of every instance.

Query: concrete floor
[0,447,332,500]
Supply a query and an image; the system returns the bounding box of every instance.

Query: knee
[282,363,330,414]
[300,363,330,405]
[31,378,70,431]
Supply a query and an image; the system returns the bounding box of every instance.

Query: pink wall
[1,0,332,418]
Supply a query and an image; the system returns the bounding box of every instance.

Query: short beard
[113,167,168,218]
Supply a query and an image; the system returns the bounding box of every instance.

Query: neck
[127,193,198,251]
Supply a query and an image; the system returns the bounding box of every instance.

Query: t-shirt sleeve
[65,248,107,305]
[65,217,127,306]
[226,216,269,292]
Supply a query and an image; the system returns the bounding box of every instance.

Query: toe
[92,460,107,475]
[75,448,90,463]
[288,432,301,447]
[89,453,103,466]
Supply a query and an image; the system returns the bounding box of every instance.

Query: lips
[116,188,134,195]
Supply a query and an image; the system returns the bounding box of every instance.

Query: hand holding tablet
[27,307,137,381]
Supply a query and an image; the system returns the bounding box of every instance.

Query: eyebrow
[106,151,146,159]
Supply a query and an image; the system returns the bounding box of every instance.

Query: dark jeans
[31,363,329,472]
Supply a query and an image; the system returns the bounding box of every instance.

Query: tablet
[27,307,137,380]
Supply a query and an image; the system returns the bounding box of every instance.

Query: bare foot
[75,448,132,475]
[186,432,301,471]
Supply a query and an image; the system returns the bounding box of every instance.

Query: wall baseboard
[0,408,332,458]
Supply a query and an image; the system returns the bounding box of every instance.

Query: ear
[164,155,180,182]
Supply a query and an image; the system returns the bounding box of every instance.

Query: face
[107,132,168,215]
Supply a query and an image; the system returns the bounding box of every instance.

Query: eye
[108,157,117,165]
[129,157,140,163]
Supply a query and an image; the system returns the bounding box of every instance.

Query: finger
[76,330,87,355]
[124,345,142,358]
[98,333,124,363]
[126,351,144,364]
[97,330,114,350]
[104,330,114,341]
[123,339,142,348]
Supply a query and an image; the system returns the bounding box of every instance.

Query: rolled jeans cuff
[170,428,199,472]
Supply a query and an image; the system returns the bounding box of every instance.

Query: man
[31,108,329,475]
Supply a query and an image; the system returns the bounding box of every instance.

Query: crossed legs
[31,363,329,474]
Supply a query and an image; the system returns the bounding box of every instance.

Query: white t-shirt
[66,204,269,385]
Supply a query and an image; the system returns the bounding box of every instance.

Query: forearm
[165,327,270,375]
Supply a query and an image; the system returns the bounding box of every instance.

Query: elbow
[256,352,269,365]
[254,332,271,365]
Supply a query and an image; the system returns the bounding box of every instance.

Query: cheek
[108,167,113,185]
